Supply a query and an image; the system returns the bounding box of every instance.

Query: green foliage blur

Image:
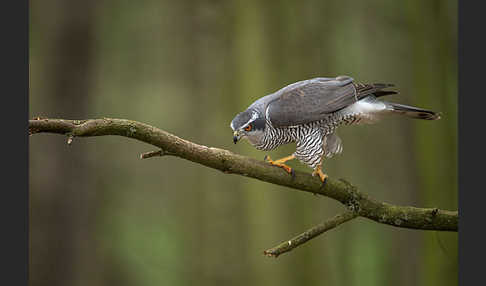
[29,0,457,285]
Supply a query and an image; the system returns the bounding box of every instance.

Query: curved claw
[312,165,328,186]
[320,176,328,189]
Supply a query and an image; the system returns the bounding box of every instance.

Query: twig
[140,150,164,159]
[264,211,358,257]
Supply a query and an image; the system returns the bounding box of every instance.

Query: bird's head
[230,109,266,145]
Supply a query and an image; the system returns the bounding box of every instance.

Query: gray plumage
[230,75,440,170]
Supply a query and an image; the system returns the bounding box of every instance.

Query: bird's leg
[312,164,328,184]
[264,154,295,177]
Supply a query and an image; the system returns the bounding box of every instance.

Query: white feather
[339,96,388,124]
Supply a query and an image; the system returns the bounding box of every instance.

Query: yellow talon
[264,154,295,176]
[312,165,328,183]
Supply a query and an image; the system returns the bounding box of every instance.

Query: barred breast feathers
[252,119,294,151]
[255,116,340,168]
[294,128,325,168]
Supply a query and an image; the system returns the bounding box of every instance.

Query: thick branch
[263,211,358,257]
[29,118,458,232]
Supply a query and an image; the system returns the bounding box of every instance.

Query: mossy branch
[29,117,458,257]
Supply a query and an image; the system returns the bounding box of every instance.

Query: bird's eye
[244,124,252,131]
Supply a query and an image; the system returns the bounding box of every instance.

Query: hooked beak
[233,131,240,144]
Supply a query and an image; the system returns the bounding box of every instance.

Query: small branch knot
[345,198,361,213]
[127,126,137,136]
[140,150,167,159]
[431,208,439,216]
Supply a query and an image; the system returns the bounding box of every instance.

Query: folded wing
[266,76,357,127]
[266,76,396,127]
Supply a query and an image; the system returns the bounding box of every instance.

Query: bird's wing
[266,76,358,127]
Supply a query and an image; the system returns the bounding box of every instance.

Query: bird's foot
[264,155,295,178]
[312,166,328,186]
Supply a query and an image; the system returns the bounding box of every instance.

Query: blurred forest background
[29,0,457,285]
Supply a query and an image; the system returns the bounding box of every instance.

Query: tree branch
[263,211,358,257]
[29,118,458,254]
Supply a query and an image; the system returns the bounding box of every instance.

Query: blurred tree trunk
[179,1,253,284]
[29,1,110,285]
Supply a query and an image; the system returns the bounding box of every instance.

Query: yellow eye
[244,124,252,131]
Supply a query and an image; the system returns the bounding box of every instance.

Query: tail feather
[374,90,398,98]
[385,102,441,120]
[356,83,398,99]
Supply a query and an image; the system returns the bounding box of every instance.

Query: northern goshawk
[230,76,440,183]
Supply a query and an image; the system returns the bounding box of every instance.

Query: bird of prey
[230,76,440,183]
